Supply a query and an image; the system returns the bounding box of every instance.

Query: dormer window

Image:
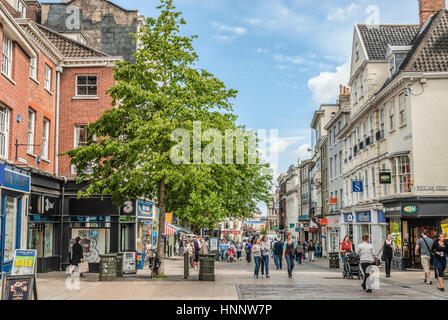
[387,45,412,77]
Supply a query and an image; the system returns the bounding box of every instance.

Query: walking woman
[377,234,395,278]
[340,235,353,276]
[432,233,448,291]
[70,237,84,277]
[356,234,377,293]
[252,238,262,279]
[260,236,271,278]
[283,232,297,278]
[307,241,316,262]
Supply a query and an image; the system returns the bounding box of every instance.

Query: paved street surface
[4,255,447,300]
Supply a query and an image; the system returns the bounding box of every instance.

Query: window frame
[0,105,10,159]
[30,57,37,80]
[42,118,50,160]
[399,93,406,126]
[75,75,98,97]
[27,108,36,154]
[2,35,13,79]
[44,65,52,91]
[389,99,395,131]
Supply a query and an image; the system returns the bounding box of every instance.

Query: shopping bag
[78,261,89,273]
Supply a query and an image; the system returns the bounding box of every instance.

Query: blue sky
[48,0,421,213]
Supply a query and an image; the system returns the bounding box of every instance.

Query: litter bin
[116,253,123,277]
[99,254,117,281]
[199,254,215,281]
[329,252,340,269]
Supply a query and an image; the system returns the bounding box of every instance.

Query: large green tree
[65,0,272,274]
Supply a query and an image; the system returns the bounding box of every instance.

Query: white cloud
[273,54,306,65]
[293,144,312,161]
[307,62,350,104]
[327,3,360,22]
[211,22,246,35]
[213,35,236,43]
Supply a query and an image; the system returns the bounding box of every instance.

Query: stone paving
[3,255,447,300]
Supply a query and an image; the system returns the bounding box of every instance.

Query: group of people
[219,239,243,262]
[180,236,208,271]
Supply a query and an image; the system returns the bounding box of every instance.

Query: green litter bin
[116,253,123,277]
[199,254,215,281]
[99,254,117,281]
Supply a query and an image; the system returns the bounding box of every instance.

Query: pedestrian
[377,234,395,278]
[283,232,297,278]
[201,238,209,254]
[340,235,353,276]
[175,240,180,256]
[69,237,85,277]
[219,240,227,262]
[236,242,243,260]
[415,229,434,285]
[228,241,236,263]
[356,234,377,293]
[307,240,316,262]
[179,239,184,256]
[245,242,252,263]
[316,241,321,258]
[273,238,283,270]
[252,238,262,279]
[193,237,201,270]
[186,241,194,268]
[432,233,448,291]
[295,242,303,264]
[260,236,271,278]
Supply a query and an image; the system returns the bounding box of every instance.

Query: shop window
[4,197,17,261]
[44,224,54,257]
[390,219,402,258]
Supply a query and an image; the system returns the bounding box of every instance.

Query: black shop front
[382,197,448,270]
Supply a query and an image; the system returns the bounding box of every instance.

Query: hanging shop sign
[11,250,37,276]
[329,197,338,205]
[356,212,371,223]
[274,202,280,210]
[121,200,136,216]
[344,213,354,223]
[403,205,417,214]
[379,171,391,184]
[137,200,155,218]
[320,218,328,226]
[352,181,363,193]
[290,224,295,229]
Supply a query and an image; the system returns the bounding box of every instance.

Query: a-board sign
[2,275,37,301]
[11,249,37,276]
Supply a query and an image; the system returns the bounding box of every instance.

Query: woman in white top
[252,238,262,279]
[356,234,377,293]
[260,236,271,279]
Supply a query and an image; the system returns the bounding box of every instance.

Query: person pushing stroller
[340,235,354,276]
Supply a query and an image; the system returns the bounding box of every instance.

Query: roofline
[323,109,350,131]
[310,110,324,129]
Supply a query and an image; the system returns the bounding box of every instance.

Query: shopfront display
[71,228,108,263]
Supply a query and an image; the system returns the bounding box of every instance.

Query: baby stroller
[342,252,363,280]
[228,248,235,263]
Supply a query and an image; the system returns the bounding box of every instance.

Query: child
[228,247,235,263]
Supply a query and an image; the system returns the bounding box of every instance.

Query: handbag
[78,261,89,273]
[374,257,381,266]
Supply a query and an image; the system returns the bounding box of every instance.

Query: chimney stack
[339,85,350,109]
[419,0,446,28]
[25,0,41,23]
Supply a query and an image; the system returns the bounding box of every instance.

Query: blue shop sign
[352,181,363,193]
[0,165,31,193]
[344,213,354,223]
[356,212,371,223]
[377,210,386,223]
[137,200,154,218]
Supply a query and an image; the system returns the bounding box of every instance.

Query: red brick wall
[0,24,56,173]
[58,66,115,177]
[419,0,446,27]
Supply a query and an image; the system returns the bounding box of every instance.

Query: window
[355,42,359,61]
[344,139,348,162]
[27,109,36,154]
[42,118,50,160]
[399,93,406,126]
[76,75,98,96]
[30,57,37,79]
[397,156,411,193]
[389,99,395,131]
[389,55,395,76]
[369,114,374,140]
[334,154,337,177]
[349,135,353,159]
[330,157,333,180]
[345,180,349,206]
[353,80,358,102]
[74,125,88,148]
[17,0,26,18]
[379,107,385,136]
[339,151,342,175]
[355,126,360,144]
[2,35,13,78]
[44,65,52,91]
[4,197,17,261]
[365,170,369,200]
[328,129,332,147]
[0,106,10,159]
[340,188,343,209]
[371,167,376,199]
[359,73,364,97]
[363,120,367,141]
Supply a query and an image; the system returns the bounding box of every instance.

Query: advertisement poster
[441,223,448,234]
[11,250,37,276]
[6,279,31,300]
[71,229,106,263]
[210,238,218,251]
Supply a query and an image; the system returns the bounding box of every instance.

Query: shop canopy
[165,223,182,235]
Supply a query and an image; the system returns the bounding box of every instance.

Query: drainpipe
[59,176,67,271]
[55,66,63,176]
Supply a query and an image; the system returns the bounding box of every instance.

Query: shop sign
[329,197,338,205]
[379,172,391,184]
[320,218,328,226]
[121,200,135,215]
[120,216,135,222]
[344,213,354,223]
[43,196,59,215]
[137,200,154,218]
[377,210,386,223]
[2,168,31,193]
[356,212,371,223]
[11,250,37,276]
[274,202,280,210]
[352,181,363,193]
[415,186,448,191]
[273,225,278,230]
[441,224,448,235]
[289,224,295,228]
[403,205,417,214]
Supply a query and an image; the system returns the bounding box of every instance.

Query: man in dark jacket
[273,238,284,270]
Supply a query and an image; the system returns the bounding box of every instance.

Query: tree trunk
[157,179,167,275]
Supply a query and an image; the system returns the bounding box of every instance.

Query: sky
[48,0,421,214]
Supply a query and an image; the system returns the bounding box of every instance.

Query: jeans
[296,253,302,264]
[341,253,348,274]
[237,251,242,259]
[361,262,374,290]
[285,254,295,277]
[254,256,262,277]
[384,254,392,276]
[274,254,282,269]
[262,255,270,276]
[246,252,251,263]
[220,250,226,261]
[260,257,265,274]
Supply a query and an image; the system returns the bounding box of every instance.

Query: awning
[165,223,182,235]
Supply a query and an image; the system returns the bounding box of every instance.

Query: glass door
[4,197,17,263]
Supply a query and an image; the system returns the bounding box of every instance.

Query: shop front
[326,215,340,254]
[0,164,31,276]
[383,197,448,270]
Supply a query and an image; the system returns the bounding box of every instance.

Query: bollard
[184,252,189,279]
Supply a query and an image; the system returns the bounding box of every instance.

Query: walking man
[273,238,283,270]
[415,230,434,285]
[219,240,227,262]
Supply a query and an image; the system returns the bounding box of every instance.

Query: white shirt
[356,242,376,263]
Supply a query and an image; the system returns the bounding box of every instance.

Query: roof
[357,24,419,60]
[401,9,448,72]
[36,24,110,58]
[40,0,138,13]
